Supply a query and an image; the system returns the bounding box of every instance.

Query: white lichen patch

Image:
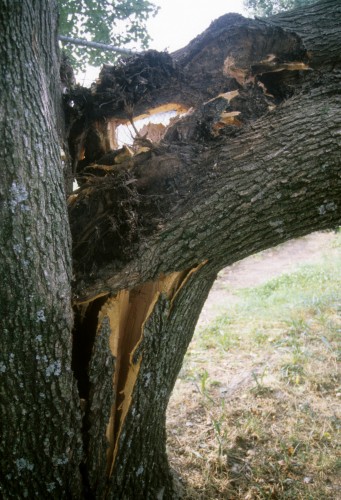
[136,465,144,476]
[144,372,152,387]
[269,220,283,227]
[46,482,56,492]
[13,243,22,255]
[53,454,69,466]
[318,201,337,215]
[0,362,7,373]
[36,309,46,323]
[45,360,62,377]
[15,458,34,472]
[269,220,284,234]
[9,182,29,213]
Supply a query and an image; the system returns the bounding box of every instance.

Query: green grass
[196,238,341,356]
[167,231,341,499]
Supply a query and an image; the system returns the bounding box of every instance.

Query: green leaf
[58,0,159,71]
[244,0,315,17]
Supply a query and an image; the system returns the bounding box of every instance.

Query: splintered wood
[94,269,189,474]
[85,262,207,476]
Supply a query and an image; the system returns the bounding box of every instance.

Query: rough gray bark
[65,1,341,498]
[70,0,341,301]
[1,0,341,499]
[0,1,82,498]
[71,76,341,301]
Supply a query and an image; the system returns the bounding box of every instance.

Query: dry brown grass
[167,232,341,499]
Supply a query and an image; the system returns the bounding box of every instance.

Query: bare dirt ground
[198,231,338,327]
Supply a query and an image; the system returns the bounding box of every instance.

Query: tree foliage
[244,0,315,16]
[58,0,158,69]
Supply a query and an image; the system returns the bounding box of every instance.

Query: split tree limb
[68,1,341,302]
[66,2,341,496]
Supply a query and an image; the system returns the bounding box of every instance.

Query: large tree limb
[66,1,341,496]
[69,0,341,302]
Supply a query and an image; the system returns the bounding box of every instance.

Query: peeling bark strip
[107,263,207,468]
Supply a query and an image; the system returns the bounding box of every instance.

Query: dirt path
[198,231,337,326]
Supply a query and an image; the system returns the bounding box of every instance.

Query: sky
[78,0,248,85]
[147,0,248,52]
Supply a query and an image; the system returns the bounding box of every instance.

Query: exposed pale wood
[204,90,240,104]
[132,102,190,122]
[74,262,207,484]
[91,269,193,476]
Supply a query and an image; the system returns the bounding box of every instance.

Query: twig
[58,35,139,55]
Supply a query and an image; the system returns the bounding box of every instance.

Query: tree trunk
[0,1,82,498]
[1,0,341,498]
